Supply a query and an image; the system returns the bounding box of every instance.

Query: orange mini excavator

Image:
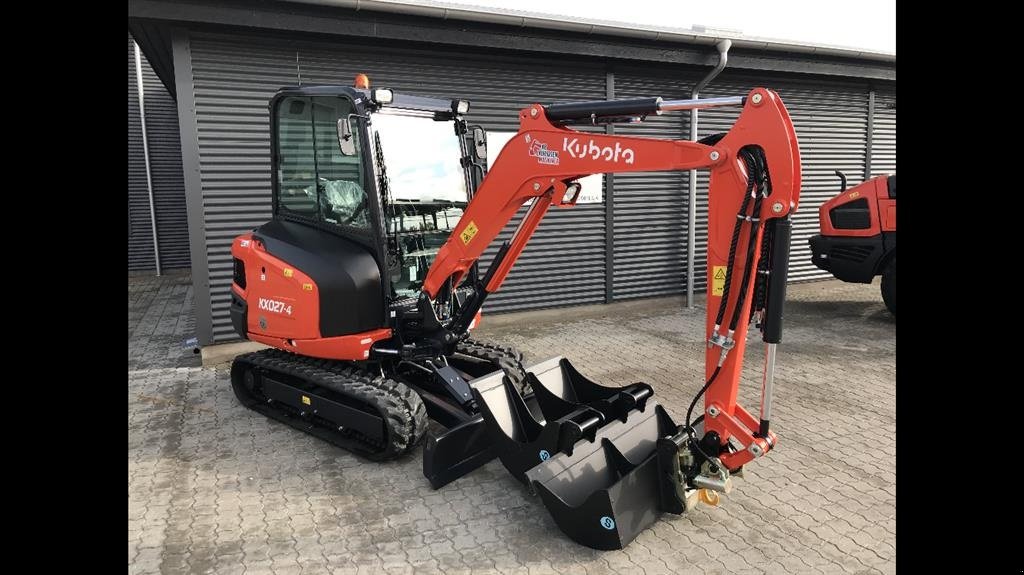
[228,76,801,549]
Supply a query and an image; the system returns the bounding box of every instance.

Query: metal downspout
[687,39,730,307]
[135,41,161,276]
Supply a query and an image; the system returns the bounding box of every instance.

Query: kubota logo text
[528,140,560,165]
[563,137,635,164]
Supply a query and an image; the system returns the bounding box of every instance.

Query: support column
[605,71,616,304]
[865,90,875,180]
[134,42,161,276]
[172,29,214,346]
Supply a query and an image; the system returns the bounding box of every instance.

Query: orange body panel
[231,233,394,361]
[817,176,894,237]
[232,234,321,340]
[250,328,393,361]
[879,199,896,232]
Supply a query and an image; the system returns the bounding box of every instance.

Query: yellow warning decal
[302,283,313,291]
[712,266,727,296]
[283,268,294,278]
[301,395,311,405]
[460,221,479,245]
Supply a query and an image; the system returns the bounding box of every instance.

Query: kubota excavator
[228,75,801,550]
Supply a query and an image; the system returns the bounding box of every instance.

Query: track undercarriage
[229,339,527,461]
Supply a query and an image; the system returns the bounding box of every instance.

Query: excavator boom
[424,89,800,298]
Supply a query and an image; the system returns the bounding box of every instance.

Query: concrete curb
[200,341,268,368]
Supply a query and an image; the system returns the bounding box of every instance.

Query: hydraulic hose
[728,150,768,332]
[713,153,759,327]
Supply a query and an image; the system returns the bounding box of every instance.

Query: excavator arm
[424,88,801,472]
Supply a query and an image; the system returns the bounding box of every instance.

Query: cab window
[274,96,370,229]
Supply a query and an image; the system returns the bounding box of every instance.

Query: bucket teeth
[472,356,690,550]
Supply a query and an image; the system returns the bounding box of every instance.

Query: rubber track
[455,338,530,394]
[231,349,428,461]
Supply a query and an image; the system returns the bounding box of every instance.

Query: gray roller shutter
[188,36,300,342]
[611,69,693,299]
[188,31,606,341]
[142,49,190,270]
[871,90,896,176]
[128,33,190,271]
[696,73,870,284]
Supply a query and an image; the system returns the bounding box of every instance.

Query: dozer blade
[473,357,689,550]
[422,414,496,489]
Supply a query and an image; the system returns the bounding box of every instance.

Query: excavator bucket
[473,357,690,550]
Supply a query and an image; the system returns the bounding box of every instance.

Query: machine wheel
[881,256,896,315]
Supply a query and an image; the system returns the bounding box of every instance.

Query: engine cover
[231,219,385,340]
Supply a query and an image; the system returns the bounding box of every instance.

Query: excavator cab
[232,81,501,347]
[267,85,480,306]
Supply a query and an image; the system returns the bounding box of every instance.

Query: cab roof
[271,85,459,115]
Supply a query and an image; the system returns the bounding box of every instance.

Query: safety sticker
[528,139,560,165]
[283,268,294,278]
[712,266,727,296]
[460,221,479,245]
[301,395,311,406]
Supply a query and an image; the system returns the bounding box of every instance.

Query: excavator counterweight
[228,77,800,550]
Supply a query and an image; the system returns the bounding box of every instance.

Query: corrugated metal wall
[696,73,870,283]
[871,90,896,176]
[612,70,693,299]
[188,36,293,341]
[180,30,893,343]
[128,34,190,272]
